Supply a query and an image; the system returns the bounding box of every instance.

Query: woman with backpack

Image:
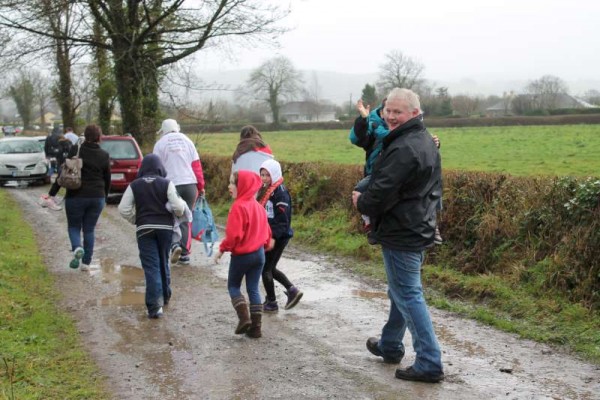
[64,125,111,272]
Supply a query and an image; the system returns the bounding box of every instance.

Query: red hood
[237,170,262,200]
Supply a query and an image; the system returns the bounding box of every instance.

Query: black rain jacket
[357,117,442,251]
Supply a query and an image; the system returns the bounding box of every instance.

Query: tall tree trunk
[94,22,115,135]
[269,91,280,127]
[55,38,76,130]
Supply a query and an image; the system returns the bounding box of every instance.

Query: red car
[99,135,143,198]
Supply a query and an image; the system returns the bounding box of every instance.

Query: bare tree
[0,1,85,129]
[525,75,568,110]
[30,70,54,128]
[246,56,303,126]
[583,89,600,105]
[8,72,35,128]
[0,0,289,146]
[303,71,322,121]
[452,94,481,117]
[376,50,425,94]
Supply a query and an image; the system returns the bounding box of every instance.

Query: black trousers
[262,237,292,302]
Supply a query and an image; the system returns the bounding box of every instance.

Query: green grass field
[193,124,600,177]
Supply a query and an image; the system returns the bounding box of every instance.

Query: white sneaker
[38,194,49,207]
[45,197,62,211]
[80,263,90,272]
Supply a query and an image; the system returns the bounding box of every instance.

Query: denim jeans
[175,184,198,256]
[137,228,172,315]
[379,247,443,375]
[227,248,265,305]
[65,197,105,265]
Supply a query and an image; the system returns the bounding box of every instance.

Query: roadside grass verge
[0,190,108,400]
[211,200,600,364]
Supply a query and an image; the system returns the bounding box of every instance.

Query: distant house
[486,93,598,117]
[264,101,337,123]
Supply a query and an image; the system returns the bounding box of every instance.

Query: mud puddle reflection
[90,258,146,306]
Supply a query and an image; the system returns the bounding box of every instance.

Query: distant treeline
[182,113,600,134]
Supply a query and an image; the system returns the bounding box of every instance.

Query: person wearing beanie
[153,119,205,265]
[257,159,302,312]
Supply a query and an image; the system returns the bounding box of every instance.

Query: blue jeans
[227,248,265,305]
[65,197,105,265]
[379,248,443,375]
[137,229,172,314]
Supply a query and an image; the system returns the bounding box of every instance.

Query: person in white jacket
[153,119,205,265]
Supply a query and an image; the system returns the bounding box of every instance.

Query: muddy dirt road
[7,185,600,400]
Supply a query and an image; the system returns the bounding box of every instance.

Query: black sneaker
[170,243,182,264]
[148,307,163,319]
[366,337,402,364]
[395,366,444,383]
[178,255,190,265]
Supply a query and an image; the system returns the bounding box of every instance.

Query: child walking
[258,159,303,312]
[118,154,186,319]
[214,170,272,338]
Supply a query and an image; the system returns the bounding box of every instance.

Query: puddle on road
[92,258,146,306]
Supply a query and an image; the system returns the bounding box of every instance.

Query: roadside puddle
[93,258,146,306]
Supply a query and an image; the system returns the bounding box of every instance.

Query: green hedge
[203,154,600,310]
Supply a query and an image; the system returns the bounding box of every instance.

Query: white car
[0,137,50,186]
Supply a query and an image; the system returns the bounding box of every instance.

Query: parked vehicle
[2,126,16,136]
[99,135,143,197]
[0,137,50,186]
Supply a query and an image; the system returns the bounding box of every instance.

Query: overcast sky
[195,0,600,85]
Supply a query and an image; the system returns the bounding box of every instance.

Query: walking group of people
[41,86,445,384]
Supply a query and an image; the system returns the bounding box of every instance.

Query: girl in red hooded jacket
[214,170,272,338]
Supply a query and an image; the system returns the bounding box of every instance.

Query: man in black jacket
[352,88,444,383]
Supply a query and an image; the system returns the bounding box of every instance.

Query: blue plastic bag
[191,196,219,256]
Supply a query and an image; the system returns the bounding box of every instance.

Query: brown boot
[246,304,263,338]
[231,295,251,334]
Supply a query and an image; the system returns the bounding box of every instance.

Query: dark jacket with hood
[129,154,173,230]
[357,117,442,251]
[65,141,111,199]
[44,127,62,158]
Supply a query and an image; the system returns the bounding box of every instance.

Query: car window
[100,140,139,160]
